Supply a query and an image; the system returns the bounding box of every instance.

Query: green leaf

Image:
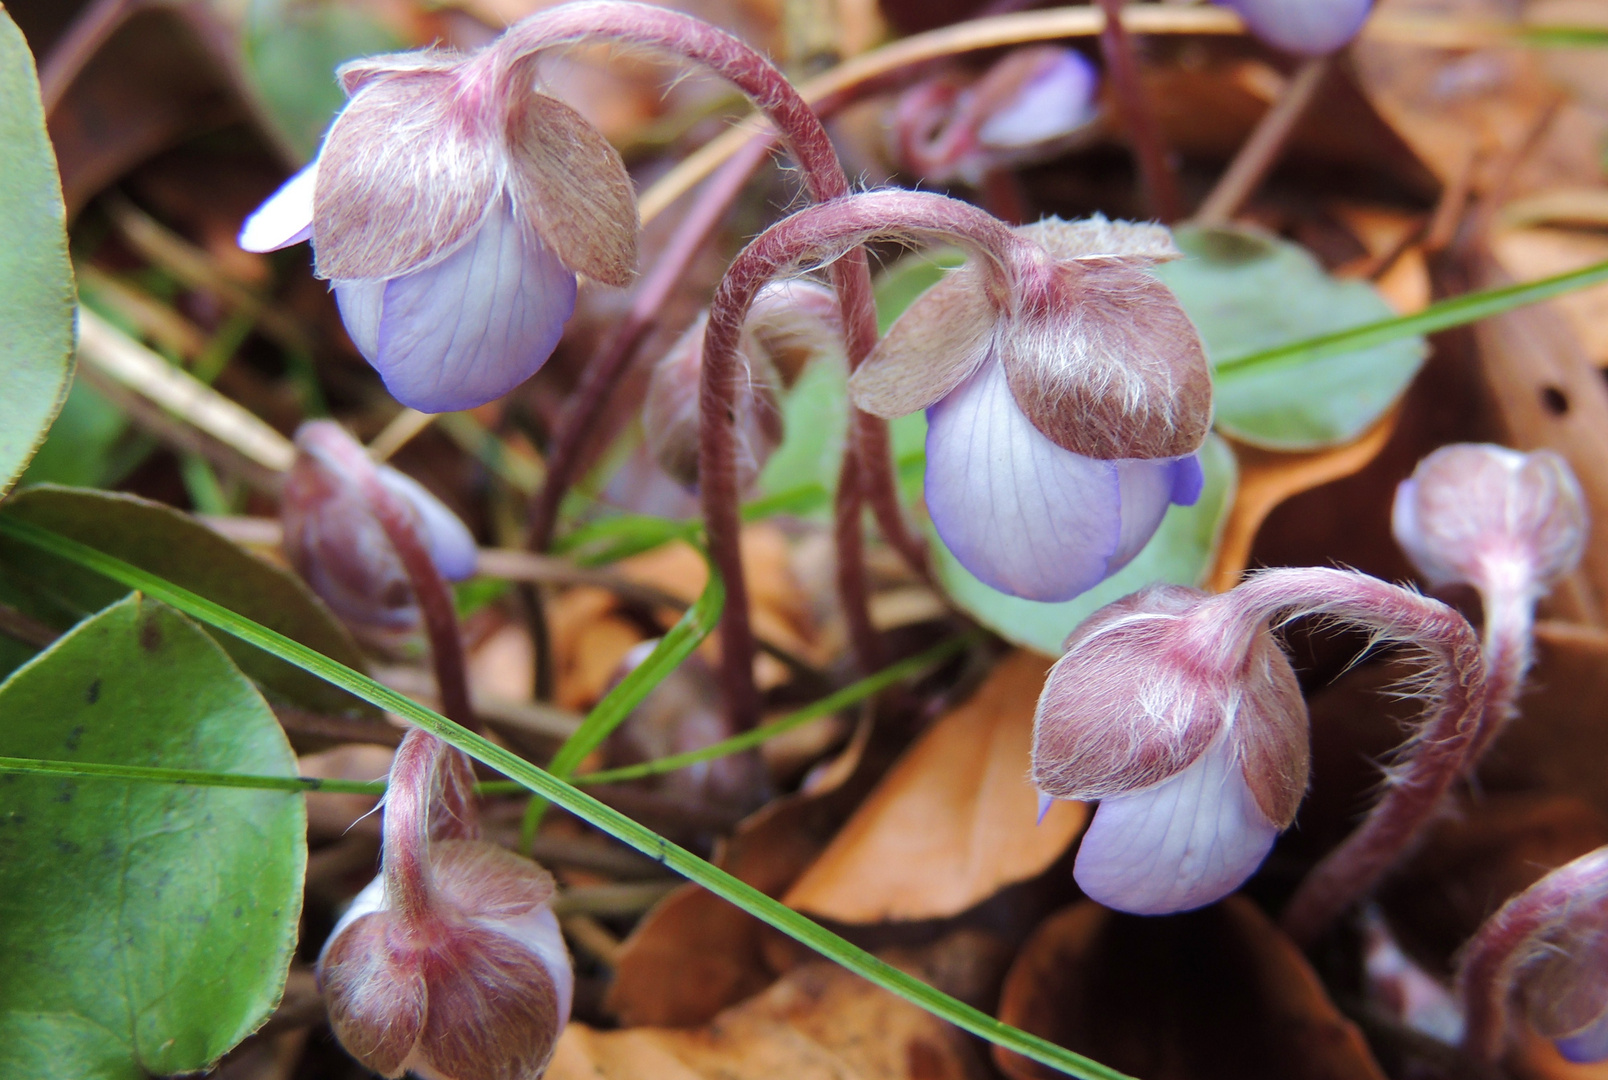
[19,379,141,490]
[756,357,850,510]
[873,246,966,334]
[0,594,305,1078]
[932,434,1238,655]
[0,514,1137,1080]
[1153,225,1426,450]
[0,10,77,498]
[0,486,377,716]
[241,0,404,160]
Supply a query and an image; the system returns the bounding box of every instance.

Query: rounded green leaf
[931,434,1238,655]
[0,485,378,716]
[0,9,77,497]
[1154,225,1426,450]
[0,594,306,1078]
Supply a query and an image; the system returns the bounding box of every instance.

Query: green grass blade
[0,513,1132,1080]
[0,755,386,794]
[1214,257,1608,376]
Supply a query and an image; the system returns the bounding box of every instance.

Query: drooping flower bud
[1218,0,1374,55]
[282,420,477,634]
[743,279,844,384]
[239,35,638,413]
[894,47,1100,186]
[850,215,1212,601]
[641,313,784,494]
[1032,584,1309,914]
[318,729,572,1080]
[1393,443,1587,600]
[1458,847,1608,1063]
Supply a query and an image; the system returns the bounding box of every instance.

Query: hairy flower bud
[1033,584,1308,914]
[282,421,477,633]
[318,730,572,1080]
[743,279,844,383]
[1393,443,1587,598]
[850,215,1212,601]
[239,35,638,413]
[1218,0,1374,55]
[641,314,785,493]
[893,47,1100,186]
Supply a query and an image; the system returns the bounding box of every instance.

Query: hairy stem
[701,190,1028,727]
[1226,568,1488,946]
[1458,848,1608,1060]
[1095,0,1182,222]
[382,728,442,928]
[1466,574,1538,767]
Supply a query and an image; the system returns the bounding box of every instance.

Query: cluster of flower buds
[1393,443,1587,761]
[1458,847,1608,1063]
[850,215,1212,603]
[892,47,1100,187]
[642,280,840,495]
[319,729,573,1080]
[1032,566,1484,922]
[281,420,477,636]
[1216,0,1374,55]
[239,30,639,412]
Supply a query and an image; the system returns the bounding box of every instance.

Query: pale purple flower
[240,43,637,413]
[1032,584,1309,915]
[851,215,1213,603]
[1220,0,1374,55]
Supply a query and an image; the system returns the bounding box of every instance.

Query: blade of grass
[0,755,387,794]
[1215,257,1608,376]
[0,514,1131,1080]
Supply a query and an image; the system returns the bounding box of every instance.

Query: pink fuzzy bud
[1393,443,1587,599]
[318,730,572,1080]
[282,421,477,634]
[894,47,1100,186]
[1033,584,1308,914]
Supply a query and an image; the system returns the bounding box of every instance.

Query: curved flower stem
[502,1,924,678]
[1458,848,1608,1060]
[1095,0,1182,222]
[1224,568,1488,947]
[382,728,443,928]
[701,189,1031,727]
[303,425,478,735]
[1466,574,1539,767]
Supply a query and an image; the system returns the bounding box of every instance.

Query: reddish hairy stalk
[503,0,926,664]
[1467,581,1536,767]
[701,189,1033,728]
[1225,568,1488,946]
[833,437,883,671]
[382,728,445,928]
[1458,849,1608,1060]
[307,426,478,733]
[1095,0,1182,223]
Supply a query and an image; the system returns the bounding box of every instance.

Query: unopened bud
[282,421,477,633]
[894,47,1099,186]
[1392,443,1587,597]
[318,730,572,1080]
[641,313,784,493]
[1033,584,1308,914]
[1218,0,1374,55]
[743,279,843,384]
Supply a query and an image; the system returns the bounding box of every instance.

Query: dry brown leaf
[606,717,879,1026]
[1209,415,1400,592]
[782,650,1086,923]
[1490,226,1608,366]
[994,898,1387,1080]
[299,744,392,841]
[557,932,1004,1080]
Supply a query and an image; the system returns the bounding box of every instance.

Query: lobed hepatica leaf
[932,434,1237,655]
[1153,225,1426,451]
[0,486,378,717]
[0,594,306,1079]
[0,8,78,498]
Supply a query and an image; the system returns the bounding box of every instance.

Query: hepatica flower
[850,216,1212,602]
[240,41,638,412]
[1032,584,1308,914]
[1217,0,1374,55]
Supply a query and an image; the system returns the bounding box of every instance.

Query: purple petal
[376,466,479,582]
[1074,733,1278,915]
[239,162,317,252]
[1036,790,1056,825]
[336,195,577,413]
[1224,0,1373,55]
[1107,457,1185,574]
[925,358,1123,602]
[1557,1013,1608,1065]
[1170,454,1206,506]
[978,49,1098,149]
